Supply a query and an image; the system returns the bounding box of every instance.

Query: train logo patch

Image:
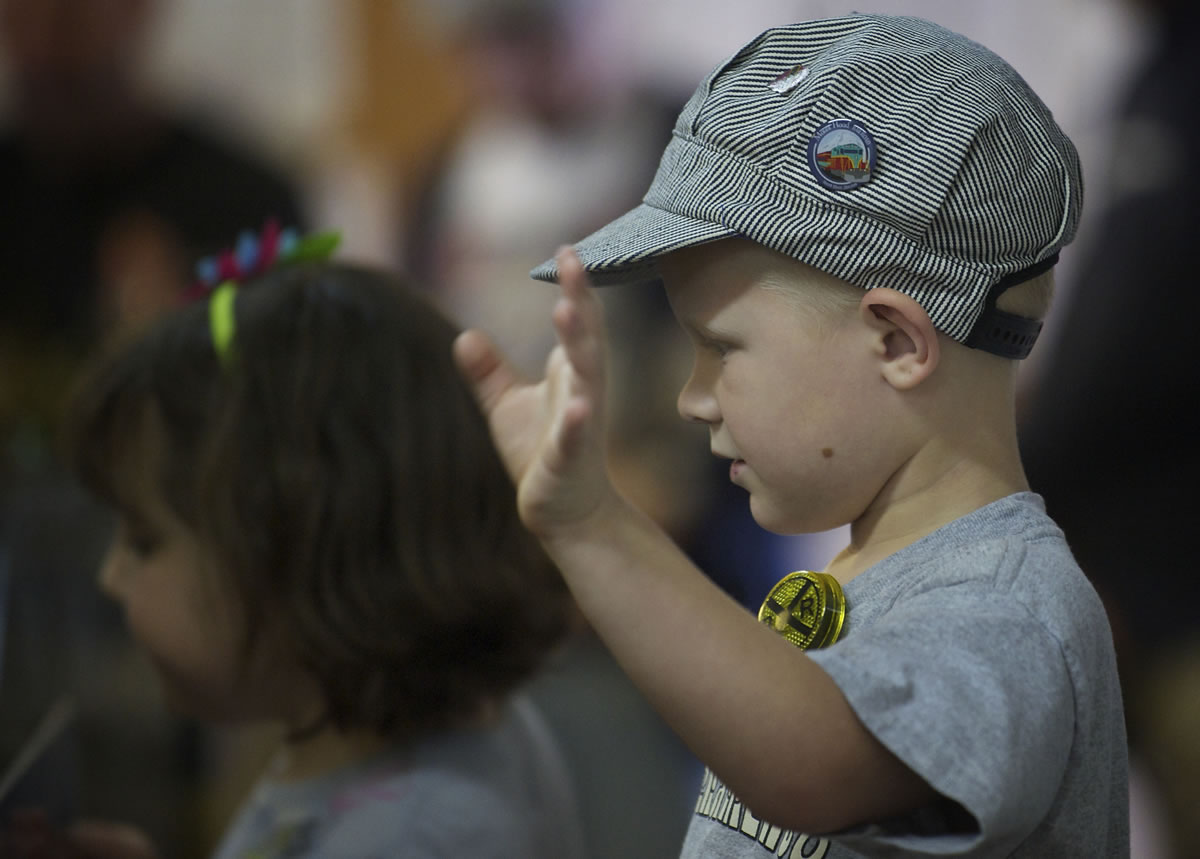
[808,119,874,191]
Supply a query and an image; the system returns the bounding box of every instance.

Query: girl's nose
[97,541,123,598]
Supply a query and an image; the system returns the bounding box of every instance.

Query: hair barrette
[183,219,342,366]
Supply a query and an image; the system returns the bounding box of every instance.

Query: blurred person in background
[0,0,305,478]
[1018,0,1199,856]
[0,0,305,855]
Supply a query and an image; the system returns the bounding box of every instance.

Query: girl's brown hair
[67,263,570,742]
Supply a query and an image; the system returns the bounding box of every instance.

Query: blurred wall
[0,0,1145,289]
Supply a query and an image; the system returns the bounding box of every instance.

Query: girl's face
[100,486,247,721]
[99,413,315,726]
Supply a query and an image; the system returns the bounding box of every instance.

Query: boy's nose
[677,378,720,426]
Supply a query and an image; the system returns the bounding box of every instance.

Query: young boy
[454,13,1128,858]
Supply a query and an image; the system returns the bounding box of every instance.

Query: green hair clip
[207,281,239,367]
[188,220,342,367]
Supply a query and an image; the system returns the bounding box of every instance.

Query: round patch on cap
[807,119,875,191]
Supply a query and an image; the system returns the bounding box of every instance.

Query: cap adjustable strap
[964,254,1058,359]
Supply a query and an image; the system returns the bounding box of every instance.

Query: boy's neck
[826,431,1029,585]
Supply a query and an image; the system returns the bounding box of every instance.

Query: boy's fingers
[556,396,593,462]
[553,247,606,385]
[556,246,590,298]
[452,329,525,416]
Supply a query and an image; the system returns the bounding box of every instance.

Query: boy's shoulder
[689,487,1129,856]
[794,492,1128,856]
[849,493,1092,609]
[838,492,1114,663]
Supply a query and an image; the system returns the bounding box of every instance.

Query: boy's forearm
[539,497,935,832]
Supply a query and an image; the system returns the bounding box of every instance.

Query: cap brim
[529,202,737,285]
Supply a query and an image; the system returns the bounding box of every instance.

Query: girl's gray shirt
[212,694,588,859]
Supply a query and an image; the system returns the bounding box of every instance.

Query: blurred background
[0,0,1194,857]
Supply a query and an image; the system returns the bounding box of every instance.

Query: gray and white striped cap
[530,14,1083,358]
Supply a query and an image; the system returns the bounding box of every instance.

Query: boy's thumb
[453,329,523,416]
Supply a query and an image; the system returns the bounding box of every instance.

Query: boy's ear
[858,288,940,390]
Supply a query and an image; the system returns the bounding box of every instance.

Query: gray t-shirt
[212,695,588,859]
[681,493,1129,858]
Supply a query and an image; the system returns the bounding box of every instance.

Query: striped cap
[530,14,1083,358]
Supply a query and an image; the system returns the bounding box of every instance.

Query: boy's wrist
[535,484,639,554]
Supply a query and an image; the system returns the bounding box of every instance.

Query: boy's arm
[453,249,936,834]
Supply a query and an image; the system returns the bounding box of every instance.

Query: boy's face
[660,238,902,535]
[98,410,308,725]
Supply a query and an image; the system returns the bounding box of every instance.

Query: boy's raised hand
[454,247,617,538]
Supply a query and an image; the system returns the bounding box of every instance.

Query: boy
[454,13,1128,858]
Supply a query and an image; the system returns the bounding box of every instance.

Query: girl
[23,233,587,857]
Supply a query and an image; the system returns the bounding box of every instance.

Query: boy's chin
[748,496,843,537]
[748,497,809,536]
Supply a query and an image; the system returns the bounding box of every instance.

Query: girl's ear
[859,288,940,391]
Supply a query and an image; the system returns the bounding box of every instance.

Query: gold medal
[757,571,847,650]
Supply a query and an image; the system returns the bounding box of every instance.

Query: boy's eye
[704,338,732,358]
[687,324,737,360]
